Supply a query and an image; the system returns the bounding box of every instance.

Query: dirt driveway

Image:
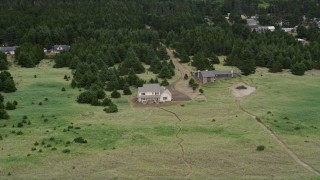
[166,48,206,101]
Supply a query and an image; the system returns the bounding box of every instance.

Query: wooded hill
[0,0,320,79]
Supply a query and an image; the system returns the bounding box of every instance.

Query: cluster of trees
[225,30,319,75]
[15,43,44,68]
[0,71,16,93]
[1,0,320,81]
[0,52,8,70]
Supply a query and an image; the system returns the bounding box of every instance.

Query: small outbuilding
[137,84,172,104]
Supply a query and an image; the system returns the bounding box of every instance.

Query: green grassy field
[0,61,319,179]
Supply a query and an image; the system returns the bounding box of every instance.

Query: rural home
[52,45,70,53]
[0,46,19,55]
[254,26,275,33]
[246,18,258,27]
[194,70,237,84]
[137,84,172,104]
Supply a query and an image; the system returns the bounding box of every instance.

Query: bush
[256,145,265,151]
[61,87,66,91]
[5,101,16,110]
[111,90,121,98]
[0,109,9,119]
[17,122,23,128]
[160,79,169,86]
[199,89,204,94]
[16,131,23,135]
[104,105,118,113]
[62,149,70,153]
[101,98,113,106]
[74,137,88,144]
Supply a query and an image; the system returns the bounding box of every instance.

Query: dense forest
[0,0,320,97]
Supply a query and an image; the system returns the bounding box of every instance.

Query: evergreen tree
[158,65,172,79]
[160,79,169,86]
[291,62,307,76]
[111,90,121,98]
[158,46,169,60]
[179,50,190,63]
[192,52,213,71]
[118,48,145,75]
[269,61,283,73]
[123,83,132,95]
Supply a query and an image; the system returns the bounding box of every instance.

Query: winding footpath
[236,98,320,177]
[159,107,193,179]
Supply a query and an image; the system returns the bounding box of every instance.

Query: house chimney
[197,70,200,78]
[231,70,234,77]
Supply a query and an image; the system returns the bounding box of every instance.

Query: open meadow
[0,61,319,179]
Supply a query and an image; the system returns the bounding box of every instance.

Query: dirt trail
[166,48,207,101]
[236,98,320,177]
[159,107,193,179]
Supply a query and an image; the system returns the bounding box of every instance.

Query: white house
[52,45,70,53]
[137,84,172,104]
[0,46,19,55]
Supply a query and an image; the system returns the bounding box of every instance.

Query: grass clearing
[0,63,319,179]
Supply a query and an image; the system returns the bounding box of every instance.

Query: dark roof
[0,46,19,52]
[198,70,237,78]
[53,45,70,51]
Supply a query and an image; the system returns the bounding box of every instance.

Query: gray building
[194,70,237,84]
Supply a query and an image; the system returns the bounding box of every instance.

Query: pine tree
[118,48,145,75]
[291,62,307,76]
[123,83,132,95]
[158,65,172,79]
[269,61,283,73]
[160,79,169,86]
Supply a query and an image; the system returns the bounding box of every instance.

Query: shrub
[51,147,57,151]
[34,75,37,78]
[111,90,121,98]
[199,89,204,94]
[184,74,189,80]
[38,149,43,153]
[0,109,9,119]
[62,149,70,153]
[13,101,18,106]
[16,131,23,135]
[0,135,3,140]
[61,87,66,91]
[74,137,88,144]
[101,98,113,106]
[31,147,36,151]
[160,79,169,86]
[39,102,43,105]
[5,101,16,110]
[104,105,118,113]
[23,115,28,120]
[17,122,23,128]
[34,141,39,146]
[256,145,265,151]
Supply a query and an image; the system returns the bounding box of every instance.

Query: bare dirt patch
[231,83,256,98]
